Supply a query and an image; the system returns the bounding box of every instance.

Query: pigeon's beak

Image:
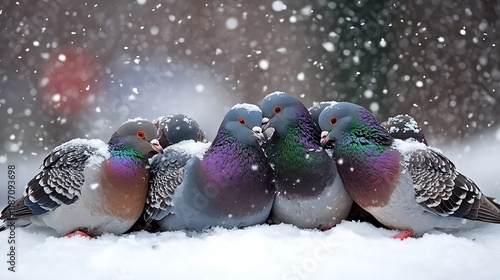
[252,126,266,146]
[261,116,276,140]
[261,117,270,130]
[320,131,335,148]
[150,139,163,153]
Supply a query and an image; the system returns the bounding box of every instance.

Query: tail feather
[0,219,31,230]
[485,195,500,207]
[1,196,35,220]
[475,195,500,223]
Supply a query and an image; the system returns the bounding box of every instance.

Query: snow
[311,101,338,108]
[225,17,238,30]
[54,138,109,166]
[154,114,197,129]
[386,115,421,134]
[263,91,287,102]
[231,103,261,114]
[369,102,380,112]
[160,139,210,161]
[1,221,500,279]
[122,117,148,125]
[272,1,287,12]
[258,59,270,70]
[322,42,335,52]
[297,72,305,81]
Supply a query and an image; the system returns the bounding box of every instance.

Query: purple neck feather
[200,129,272,192]
[335,111,400,208]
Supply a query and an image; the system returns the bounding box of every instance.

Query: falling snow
[322,42,335,52]
[259,59,269,70]
[1,1,500,278]
[195,84,205,93]
[272,1,287,12]
[225,17,238,30]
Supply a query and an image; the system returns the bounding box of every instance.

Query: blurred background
[1,0,500,204]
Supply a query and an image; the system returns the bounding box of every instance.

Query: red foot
[66,230,93,239]
[392,230,414,240]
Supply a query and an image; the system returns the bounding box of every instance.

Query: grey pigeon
[309,101,337,134]
[310,104,428,228]
[144,103,275,231]
[319,102,500,237]
[260,92,352,230]
[154,114,207,148]
[0,119,162,237]
[128,114,208,233]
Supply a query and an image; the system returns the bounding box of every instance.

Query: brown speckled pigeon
[0,119,162,237]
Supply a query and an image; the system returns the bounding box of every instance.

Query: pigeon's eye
[274,106,282,114]
[238,117,246,125]
[330,116,339,126]
[137,131,146,139]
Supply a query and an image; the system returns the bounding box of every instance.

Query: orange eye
[330,116,338,126]
[137,131,146,139]
[238,117,246,125]
[274,106,282,114]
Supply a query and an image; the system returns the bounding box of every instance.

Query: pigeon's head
[381,114,427,145]
[260,92,309,133]
[222,103,266,147]
[154,114,207,148]
[308,101,338,133]
[111,118,163,156]
[318,102,382,148]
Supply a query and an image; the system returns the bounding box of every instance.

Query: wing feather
[1,141,99,219]
[406,148,500,222]
[143,148,192,222]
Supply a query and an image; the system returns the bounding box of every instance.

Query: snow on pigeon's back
[54,138,110,166]
[162,140,211,160]
[392,138,438,166]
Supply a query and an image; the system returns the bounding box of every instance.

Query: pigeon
[154,114,207,148]
[144,103,275,231]
[381,114,427,145]
[260,92,352,230]
[309,101,337,134]
[310,104,428,228]
[127,114,208,233]
[318,102,500,237]
[0,119,163,237]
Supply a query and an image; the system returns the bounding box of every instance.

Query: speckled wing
[407,148,500,222]
[1,143,98,219]
[144,148,191,222]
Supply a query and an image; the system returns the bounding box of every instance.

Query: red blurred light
[39,47,100,115]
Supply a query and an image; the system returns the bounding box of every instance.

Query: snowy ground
[1,128,500,280]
